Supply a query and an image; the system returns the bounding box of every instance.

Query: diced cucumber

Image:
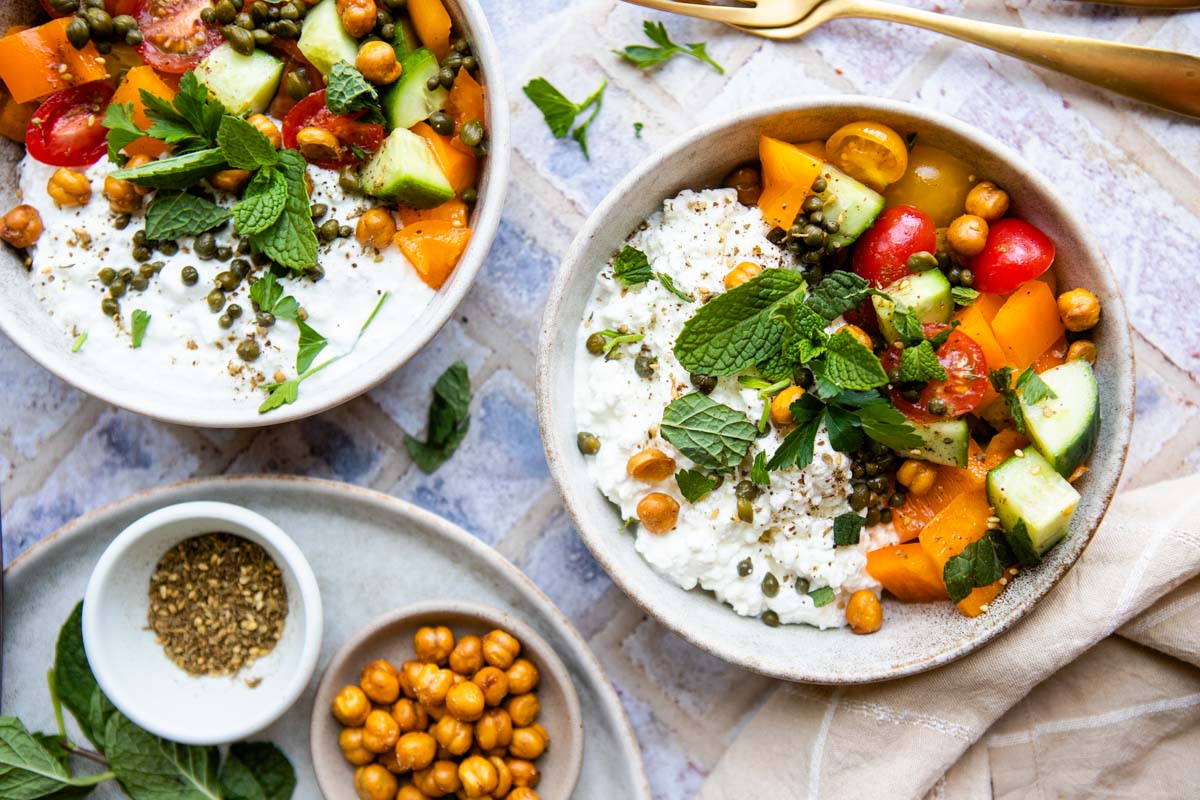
[360,127,455,208]
[392,14,420,57]
[986,449,1081,563]
[195,44,283,116]
[905,418,969,467]
[1019,360,1100,477]
[382,48,449,130]
[297,0,359,76]
[817,165,884,248]
[872,269,953,343]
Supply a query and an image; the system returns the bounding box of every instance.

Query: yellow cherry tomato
[825,121,909,192]
[883,144,977,227]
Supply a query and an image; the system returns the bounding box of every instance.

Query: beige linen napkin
[699,474,1200,800]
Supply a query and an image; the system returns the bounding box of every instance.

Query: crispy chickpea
[964,180,1009,221]
[356,207,397,249]
[397,785,430,800]
[723,165,762,206]
[472,666,509,706]
[354,764,398,800]
[457,755,498,798]
[247,113,282,148]
[947,214,989,257]
[835,324,873,351]
[449,635,484,675]
[356,40,403,84]
[339,727,376,766]
[362,662,402,704]
[376,747,405,774]
[625,448,676,483]
[413,761,461,796]
[490,757,513,797]
[415,626,456,665]
[723,261,761,290]
[507,759,540,789]
[504,694,539,728]
[446,680,486,722]
[475,708,513,751]
[896,459,937,496]
[416,665,455,708]
[509,725,548,760]
[333,685,372,726]
[1057,288,1101,332]
[846,589,883,634]
[392,698,430,733]
[637,492,680,535]
[337,0,377,37]
[1066,340,1097,364]
[103,173,143,214]
[424,702,449,722]
[209,168,252,193]
[482,631,521,670]
[770,385,805,428]
[47,168,91,207]
[362,708,401,753]
[395,731,438,772]
[0,204,43,248]
[401,660,425,699]
[433,714,474,756]
[507,789,541,800]
[505,660,539,696]
[296,125,341,162]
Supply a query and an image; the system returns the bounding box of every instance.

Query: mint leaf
[750,451,769,486]
[951,286,980,306]
[1016,367,1057,405]
[612,246,653,286]
[853,399,923,451]
[296,321,327,373]
[0,717,112,796]
[523,77,606,159]
[112,148,228,190]
[145,192,231,240]
[233,167,288,235]
[657,272,693,303]
[105,712,222,800]
[990,367,1026,434]
[614,20,724,74]
[675,469,717,503]
[809,586,835,607]
[898,340,948,383]
[823,405,864,452]
[943,535,1006,603]
[674,268,806,376]
[823,330,888,390]
[130,309,150,349]
[660,392,757,471]
[103,102,145,164]
[326,61,385,124]
[53,603,102,747]
[218,742,296,800]
[805,271,872,320]
[217,114,280,171]
[832,512,864,546]
[405,361,472,473]
[252,150,318,272]
[892,305,925,347]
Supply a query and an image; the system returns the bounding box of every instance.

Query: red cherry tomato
[136,0,222,74]
[852,205,937,288]
[265,39,325,118]
[882,325,988,422]
[282,90,385,170]
[965,218,1056,294]
[26,82,113,168]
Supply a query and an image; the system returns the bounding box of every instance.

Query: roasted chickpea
[509,725,548,760]
[449,635,485,675]
[209,168,252,193]
[770,385,805,428]
[504,694,539,728]
[103,156,152,213]
[415,625,456,665]
[338,727,376,766]
[432,714,473,756]
[401,660,425,699]
[1066,340,1097,364]
[489,756,513,797]
[362,662,402,704]
[507,789,541,800]
[296,125,341,162]
[333,684,372,726]
[1057,288,1101,332]
[504,660,539,696]
[445,680,486,722]
[846,589,883,634]
[723,261,761,290]
[723,165,762,206]
[416,665,455,707]
[475,708,513,751]
[397,785,430,800]
[376,747,405,774]
[354,764,398,800]
[47,168,91,207]
[964,180,1009,221]
[356,207,397,249]
[625,448,676,483]
[392,698,430,733]
[835,324,873,351]
[362,708,401,753]
[947,214,988,257]
[337,0,377,37]
[481,631,520,670]
[506,759,540,788]
[896,459,937,496]
[423,702,449,722]
[413,761,461,796]
[247,113,282,148]
[637,492,680,535]
[0,204,43,248]
[457,755,498,798]
[356,40,403,84]
[395,731,438,772]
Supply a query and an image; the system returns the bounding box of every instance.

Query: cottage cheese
[575,189,895,628]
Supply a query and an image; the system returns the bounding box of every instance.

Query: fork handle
[839,0,1200,118]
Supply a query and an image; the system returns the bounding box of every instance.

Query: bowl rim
[0,0,510,429]
[309,598,585,800]
[535,95,1135,684]
[81,500,324,744]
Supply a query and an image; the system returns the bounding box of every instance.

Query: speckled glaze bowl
[0,0,508,428]
[536,98,1134,684]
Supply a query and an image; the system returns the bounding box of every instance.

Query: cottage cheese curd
[575,189,896,628]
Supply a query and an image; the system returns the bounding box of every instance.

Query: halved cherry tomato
[965,218,1056,294]
[266,39,325,118]
[136,0,222,74]
[26,81,113,167]
[282,90,385,170]
[852,205,936,288]
[882,325,989,422]
[825,121,908,192]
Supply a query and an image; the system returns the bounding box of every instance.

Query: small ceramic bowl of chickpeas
[310,600,583,800]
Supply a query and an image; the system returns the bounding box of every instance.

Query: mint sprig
[614,20,724,74]
[523,77,607,159]
[326,61,385,124]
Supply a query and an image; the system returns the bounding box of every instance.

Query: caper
[880,508,893,524]
[802,225,826,248]
[383,0,407,10]
[227,303,243,320]
[252,29,273,48]
[285,68,312,100]
[761,610,780,628]
[811,176,828,193]
[130,276,148,292]
[634,354,656,379]
[691,373,717,395]
[156,241,178,257]
[66,17,91,49]
[808,211,825,226]
[801,194,823,215]
[131,244,150,262]
[113,214,131,230]
[946,265,963,285]
[85,8,113,38]
[865,507,881,527]
[222,25,255,56]
[236,239,251,256]
[851,463,865,480]
[200,6,217,24]
[888,491,906,508]
[266,2,280,19]
[250,1,269,21]
[864,460,884,477]
[793,365,814,389]
[338,225,352,239]
[737,558,753,577]
[232,10,252,28]
[429,111,455,136]
[231,259,251,280]
[585,332,606,355]
[319,219,340,241]
[274,19,299,39]
[850,484,869,511]
[766,226,787,245]
[959,269,975,288]
[444,53,463,71]
[236,339,261,362]
[901,388,920,402]
[576,431,600,455]
[218,313,233,329]
[308,264,325,282]
[795,577,811,594]
[867,475,890,494]
[462,55,477,72]
[100,297,119,317]
[215,246,233,261]
[214,0,237,23]
[251,251,271,266]
[215,271,239,291]
[928,397,948,416]
[736,498,754,523]
[206,289,225,312]
[119,267,134,282]
[823,219,840,234]
[735,480,761,501]
[338,168,359,193]
[181,266,199,286]
[461,188,478,205]
[256,311,275,328]
[907,250,938,272]
[132,230,147,247]
[379,23,395,40]
[761,572,780,598]
[195,233,217,260]
[50,0,80,13]
[438,67,456,88]
[280,1,301,20]
[460,119,484,148]
[376,7,393,25]
[426,76,441,92]
[108,278,126,298]
[97,267,116,285]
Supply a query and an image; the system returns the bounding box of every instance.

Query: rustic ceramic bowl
[0,0,509,427]
[311,600,584,799]
[536,98,1134,684]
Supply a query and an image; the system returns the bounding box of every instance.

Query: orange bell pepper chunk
[757,135,823,230]
[1031,335,1067,374]
[984,429,1028,469]
[411,121,477,195]
[973,292,1005,324]
[918,489,993,571]
[110,66,177,159]
[398,199,468,228]
[866,543,949,603]
[395,220,472,290]
[446,69,484,129]
[409,0,452,60]
[0,19,108,104]
[956,567,1018,617]
[892,440,988,541]
[990,280,1065,370]
[954,302,1008,409]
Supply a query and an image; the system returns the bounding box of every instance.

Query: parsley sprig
[615,20,724,74]
[523,77,607,159]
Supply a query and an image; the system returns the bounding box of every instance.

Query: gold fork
[620,0,1200,119]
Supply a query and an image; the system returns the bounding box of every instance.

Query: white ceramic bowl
[82,501,323,744]
[0,0,509,427]
[537,98,1134,684]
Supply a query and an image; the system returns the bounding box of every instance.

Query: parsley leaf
[633,121,644,138]
[1016,366,1057,405]
[854,399,923,451]
[822,330,889,390]
[144,192,231,240]
[102,103,145,165]
[675,469,717,503]
[326,61,385,124]
[898,340,948,383]
[809,586,835,607]
[141,72,224,153]
[296,321,328,373]
[805,271,872,321]
[750,452,769,486]
[612,245,653,286]
[657,272,693,303]
[943,535,1006,603]
[951,286,980,306]
[70,332,87,353]
[832,512,864,546]
[614,20,724,74]
[232,167,288,235]
[823,405,865,452]
[405,361,472,473]
[661,392,757,471]
[130,309,150,349]
[252,150,319,272]
[766,392,824,471]
[217,114,281,171]
[523,77,606,159]
[249,272,300,320]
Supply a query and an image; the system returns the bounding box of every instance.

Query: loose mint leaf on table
[943,534,1007,603]
[405,361,472,473]
[232,168,288,236]
[661,392,757,471]
[131,310,151,349]
[523,77,606,159]
[145,192,231,240]
[614,20,725,74]
[103,103,146,165]
[295,321,328,374]
[854,399,923,451]
[898,340,947,383]
[822,330,889,390]
[675,468,717,503]
[0,716,112,798]
[219,742,296,800]
[325,62,385,124]
[805,271,872,321]
[832,512,865,546]
[217,115,280,171]
[951,286,980,307]
[1016,366,1057,405]
[252,150,319,273]
[105,713,222,800]
[111,148,228,191]
[612,245,653,286]
[809,586,836,607]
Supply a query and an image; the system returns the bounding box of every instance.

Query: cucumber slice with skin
[816,165,885,248]
[872,269,953,343]
[360,127,455,208]
[987,449,1081,563]
[392,15,420,57]
[1018,360,1100,477]
[297,0,359,76]
[904,418,969,467]
[382,48,449,130]
[194,44,283,116]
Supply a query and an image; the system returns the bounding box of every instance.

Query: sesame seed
[1015,449,1024,457]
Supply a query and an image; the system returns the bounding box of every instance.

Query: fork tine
[618,0,790,28]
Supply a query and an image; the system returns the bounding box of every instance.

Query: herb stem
[758,378,791,398]
[46,669,66,739]
[603,333,643,357]
[64,742,110,767]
